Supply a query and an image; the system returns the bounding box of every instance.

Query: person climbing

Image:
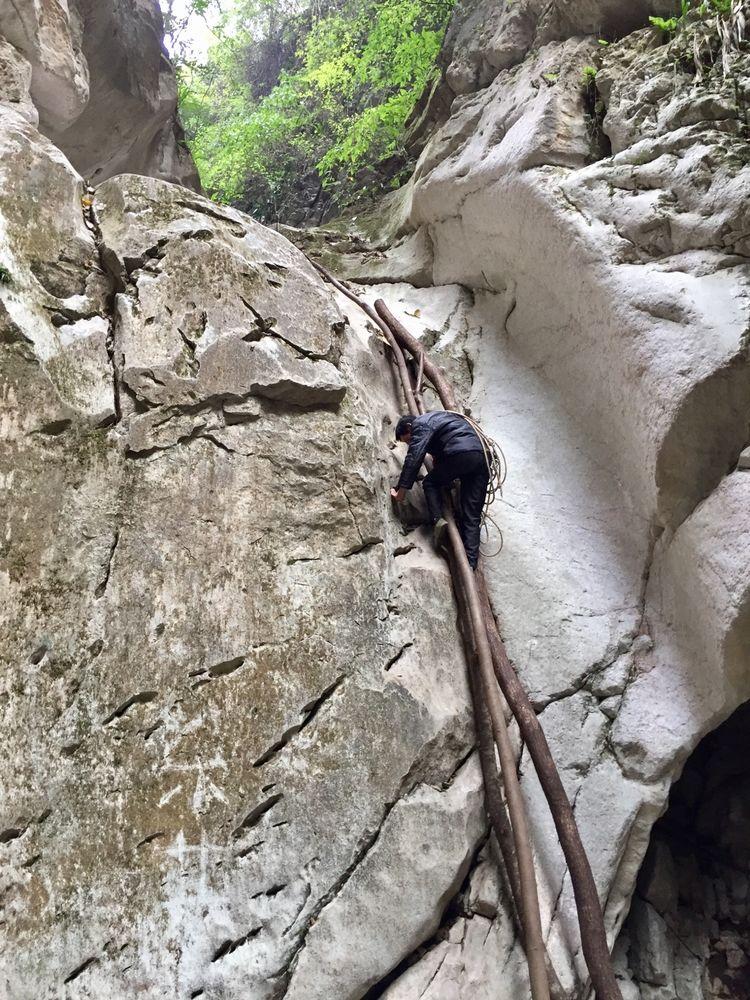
[390,411,490,569]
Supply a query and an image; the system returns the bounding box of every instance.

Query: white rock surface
[343,31,750,967]
[0,108,114,421]
[441,0,674,95]
[284,757,484,1000]
[0,0,89,130]
[612,472,750,782]
[2,1,750,998]
[0,36,37,125]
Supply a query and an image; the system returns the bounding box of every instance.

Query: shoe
[433,517,449,553]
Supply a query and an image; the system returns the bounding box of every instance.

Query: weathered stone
[342,228,435,288]
[0,108,114,422]
[590,655,633,699]
[467,849,503,919]
[381,910,519,1000]
[629,897,673,987]
[46,0,200,189]
[440,0,675,96]
[0,0,89,129]
[612,473,750,781]
[621,702,750,999]
[92,173,349,451]
[0,37,37,125]
[283,757,484,1000]
[0,124,483,998]
[599,694,622,720]
[3,0,750,997]
[0,0,198,189]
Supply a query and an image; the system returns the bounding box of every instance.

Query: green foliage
[649,0,734,36]
[581,65,598,84]
[649,15,678,32]
[175,0,454,220]
[703,0,733,12]
[0,264,11,285]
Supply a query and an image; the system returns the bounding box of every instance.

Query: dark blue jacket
[397,411,483,490]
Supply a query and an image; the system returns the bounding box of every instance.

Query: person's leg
[458,453,490,569]
[422,461,455,523]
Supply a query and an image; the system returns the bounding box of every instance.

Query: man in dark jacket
[390,411,489,569]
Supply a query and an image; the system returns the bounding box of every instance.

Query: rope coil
[444,409,507,557]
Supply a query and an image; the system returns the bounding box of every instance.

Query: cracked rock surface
[324,6,750,970]
[0,115,482,998]
[2,1,750,998]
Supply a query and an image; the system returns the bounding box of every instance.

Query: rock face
[314,0,750,995]
[439,0,674,95]
[0,105,483,998]
[0,0,199,188]
[618,702,750,999]
[1,1,750,998]
[0,0,89,130]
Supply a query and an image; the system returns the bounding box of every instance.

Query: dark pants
[423,451,489,569]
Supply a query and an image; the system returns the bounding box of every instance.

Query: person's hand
[390,487,406,503]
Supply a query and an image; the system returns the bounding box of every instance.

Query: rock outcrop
[0,0,199,188]
[0,106,483,998]
[1,0,749,998]
[313,0,750,995]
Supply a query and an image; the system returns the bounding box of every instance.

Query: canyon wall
[1,2,749,999]
[0,0,199,188]
[321,0,750,994]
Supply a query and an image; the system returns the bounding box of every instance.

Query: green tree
[172,0,454,221]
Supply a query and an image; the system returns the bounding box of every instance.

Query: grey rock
[599,695,622,720]
[0,109,481,1000]
[0,36,37,125]
[46,0,200,189]
[440,0,675,96]
[0,0,89,129]
[3,0,750,997]
[0,0,198,189]
[629,897,673,988]
[283,757,485,1000]
[0,108,114,421]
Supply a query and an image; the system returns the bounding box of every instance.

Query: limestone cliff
[325,1,750,994]
[0,0,199,188]
[1,2,749,1000]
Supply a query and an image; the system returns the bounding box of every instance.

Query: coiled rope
[445,409,507,557]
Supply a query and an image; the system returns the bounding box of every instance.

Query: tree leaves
[173,0,454,220]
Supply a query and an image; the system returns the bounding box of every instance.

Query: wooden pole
[374,295,624,1000]
[313,263,623,1000]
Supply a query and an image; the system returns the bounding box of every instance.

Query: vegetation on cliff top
[163,0,454,224]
